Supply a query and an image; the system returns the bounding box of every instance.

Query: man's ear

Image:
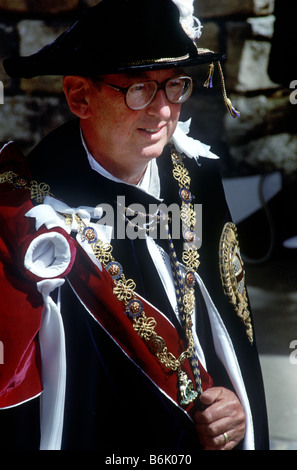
[63,76,92,119]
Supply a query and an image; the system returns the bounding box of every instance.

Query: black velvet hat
[3,0,223,78]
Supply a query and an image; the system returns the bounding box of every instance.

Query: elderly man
[0,0,268,452]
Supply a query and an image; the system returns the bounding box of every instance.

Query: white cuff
[24,231,72,279]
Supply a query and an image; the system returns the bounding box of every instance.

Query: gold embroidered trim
[0,171,53,203]
[219,222,253,344]
[0,170,17,183]
[122,53,190,66]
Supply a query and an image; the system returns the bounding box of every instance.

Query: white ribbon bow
[25,197,110,271]
[26,196,103,234]
[171,120,219,161]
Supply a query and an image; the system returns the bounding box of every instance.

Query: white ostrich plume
[172,0,203,40]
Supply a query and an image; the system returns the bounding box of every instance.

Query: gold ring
[223,432,229,444]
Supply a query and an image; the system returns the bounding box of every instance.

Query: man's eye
[168,80,182,88]
[130,83,145,93]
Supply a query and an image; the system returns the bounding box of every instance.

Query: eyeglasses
[95,76,193,110]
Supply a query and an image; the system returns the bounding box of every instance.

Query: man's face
[82,69,183,180]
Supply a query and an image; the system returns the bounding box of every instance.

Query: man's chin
[140,140,169,161]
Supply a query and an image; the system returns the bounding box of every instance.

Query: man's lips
[138,125,166,135]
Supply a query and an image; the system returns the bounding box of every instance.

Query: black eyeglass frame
[93,76,193,110]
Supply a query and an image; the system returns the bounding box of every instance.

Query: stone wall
[189,0,297,179]
[0,0,296,178]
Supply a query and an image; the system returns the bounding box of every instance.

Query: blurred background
[0,0,296,450]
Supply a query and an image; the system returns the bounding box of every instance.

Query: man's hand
[193,387,246,450]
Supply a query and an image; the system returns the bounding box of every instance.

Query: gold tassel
[217,61,240,118]
[203,62,214,88]
[224,97,240,118]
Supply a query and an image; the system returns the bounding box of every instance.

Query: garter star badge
[219,222,253,344]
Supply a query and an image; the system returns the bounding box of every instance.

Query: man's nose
[146,89,171,119]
